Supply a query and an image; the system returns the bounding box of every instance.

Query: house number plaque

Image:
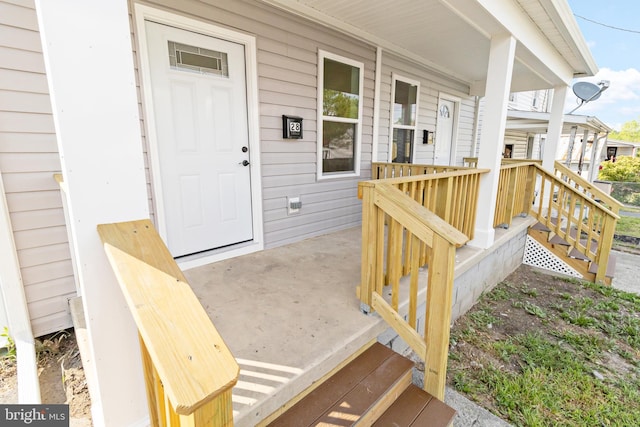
[282,115,303,139]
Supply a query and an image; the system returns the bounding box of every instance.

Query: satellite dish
[568,80,609,114]
[573,81,602,102]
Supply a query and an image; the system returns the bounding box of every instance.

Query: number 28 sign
[282,115,303,139]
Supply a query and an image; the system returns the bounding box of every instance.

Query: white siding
[504,131,528,158]
[377,52,475,166]
[139,0,377,248]
[0,0,74,336]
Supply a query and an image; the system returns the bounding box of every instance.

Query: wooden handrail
[372,162,472,180]
[554,161,623,214]
[462,157,478,168]
[501,158,542,165]
[363,167,489,241]
[494,162,619,284]
[531,163,618,284]
[359,169,482,400]
[98,220,238,426]
[372,183,468,246]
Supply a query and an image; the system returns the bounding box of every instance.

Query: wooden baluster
[408,234,420,329]
[389,219,402,311]
[375,205,386,296]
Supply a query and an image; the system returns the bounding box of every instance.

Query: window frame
[388,73,420,163]
[317,49,364,180]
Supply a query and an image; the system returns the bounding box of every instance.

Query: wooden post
[595,215,616,284]
[423,234,456,400]
[139,336,162,427]
[359,182,377,311]
[97,220,239,425]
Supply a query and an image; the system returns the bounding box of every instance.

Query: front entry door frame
[134,4,264,268]
[434,94,460,166]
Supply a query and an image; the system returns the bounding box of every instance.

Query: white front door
[434,98,456,165]
[145,21,253,257]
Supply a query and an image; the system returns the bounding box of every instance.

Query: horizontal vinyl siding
[140,0,377,248]
[0,0,74,337]
[378,52,474,166]
[504,131,528,159]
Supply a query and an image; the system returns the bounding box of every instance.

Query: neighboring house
[605,139,640,160]
[485,86,613,182]
[0,0,600,425]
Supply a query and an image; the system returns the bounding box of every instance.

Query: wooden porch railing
[554,161,623,215]
[368,164,488,242]
[494,162,619,284]
[358,168,486,399]
[372,162,471,179]
[98,220,239,427]
[493,162,536,228]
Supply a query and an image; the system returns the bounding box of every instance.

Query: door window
[391,77,419,163]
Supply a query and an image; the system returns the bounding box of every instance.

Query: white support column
[578,129,591,175]
[543,85,568,170]
[36,2,149,426]
[469,33,516,249]
[564,126,578,167]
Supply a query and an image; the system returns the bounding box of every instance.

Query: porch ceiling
[259,0,597,95]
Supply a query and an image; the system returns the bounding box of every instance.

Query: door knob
[240,160,250,166]
[242,146,248,152]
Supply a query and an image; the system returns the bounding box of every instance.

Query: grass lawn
[447,266,640,426]
[616,216,640,238]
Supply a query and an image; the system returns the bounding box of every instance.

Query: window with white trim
[390,75,419,163]
[317,50,364,178]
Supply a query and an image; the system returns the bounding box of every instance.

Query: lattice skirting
[523,235,582,278]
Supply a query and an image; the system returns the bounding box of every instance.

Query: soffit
[260,0,595,94]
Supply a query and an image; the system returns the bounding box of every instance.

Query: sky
[565,0,640,130]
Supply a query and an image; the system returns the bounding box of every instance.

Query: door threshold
[178,239,263,271]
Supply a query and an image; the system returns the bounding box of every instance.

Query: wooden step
[588,252,617,279]
[266,342,455,427]
[372,385,456,427]
[531,221,551,233]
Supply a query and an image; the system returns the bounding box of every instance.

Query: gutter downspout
[471,95,481,157]
[0,172,41,403]
[371,47,382,164]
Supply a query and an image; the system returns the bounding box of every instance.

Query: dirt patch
[445,265,640,425]
[0,329,92,425]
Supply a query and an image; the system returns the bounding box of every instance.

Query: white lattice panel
[523,235,582,278]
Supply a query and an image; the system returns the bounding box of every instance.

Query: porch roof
[258,0,597,94]
[505,110,613,134]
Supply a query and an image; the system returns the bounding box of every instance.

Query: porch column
[35,2,149,426]
[578,129,591,175]
[470,33,516,249]
[543,85,568,170]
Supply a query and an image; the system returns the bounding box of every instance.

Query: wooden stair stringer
[527,228,595,282]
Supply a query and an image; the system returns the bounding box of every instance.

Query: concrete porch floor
[183,218,534,426]
[184,226,385,426]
